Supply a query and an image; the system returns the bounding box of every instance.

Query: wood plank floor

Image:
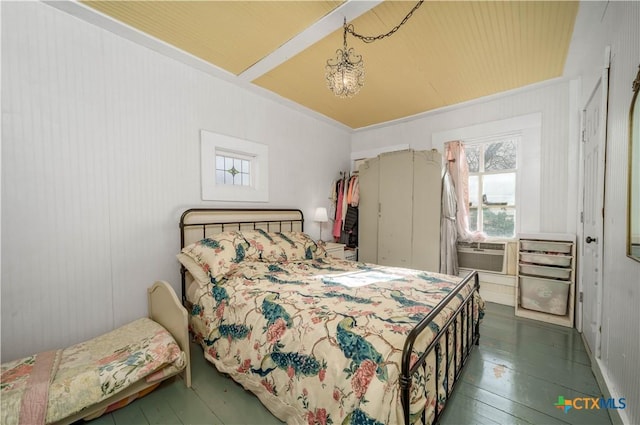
[87,303,612,424]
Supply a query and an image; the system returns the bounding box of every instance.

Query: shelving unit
[514,233,576,327]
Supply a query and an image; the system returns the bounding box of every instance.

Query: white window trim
[201,130,268,202]
[465,136,519,239]
[432,113,542,237]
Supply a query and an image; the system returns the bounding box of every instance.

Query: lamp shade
[314,207,329,223]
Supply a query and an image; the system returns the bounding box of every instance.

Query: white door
[581,64,609,359]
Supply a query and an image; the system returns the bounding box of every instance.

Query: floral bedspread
[189,257,482,425]
[1,318,186,425]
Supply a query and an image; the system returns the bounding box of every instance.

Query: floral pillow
[239,230,326,261]
[179,230,327,287]
[177,252,213,288]
[274,231,327,260]
[179,231,257,284]
[239,229,287,262]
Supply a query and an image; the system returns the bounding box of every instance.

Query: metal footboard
[400,271,481,424]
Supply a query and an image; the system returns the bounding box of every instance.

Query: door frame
[577,46,610,358]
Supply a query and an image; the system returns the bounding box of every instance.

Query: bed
[178,208,482,425]
[1,281,191,425]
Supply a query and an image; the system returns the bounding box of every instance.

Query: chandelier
[325,21,364,98]
[325,1,424,98]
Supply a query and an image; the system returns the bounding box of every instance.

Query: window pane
[216,155,225,170]
[483,173,515,205]
[466,145,480,173]
[216,170,225,184]
[483,207,515,238]
[241,160,249,173]
[469,207,478,231]
[468,175,480,207]
[242,173,250,186]
[225,157,233,170]
[485,140,516,171]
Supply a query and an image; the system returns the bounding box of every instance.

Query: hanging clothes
[350,175,359,207]
[440,168,458,275]
[343,205,359,248]
[332,177,345,239]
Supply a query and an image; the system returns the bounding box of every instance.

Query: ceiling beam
[237,0,383,82]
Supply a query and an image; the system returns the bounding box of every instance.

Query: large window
[466,136,518,238]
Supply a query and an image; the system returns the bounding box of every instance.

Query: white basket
[519,252,572,267]
[520,240,572,254]
[519,264,572,280]
[519,276,570,315]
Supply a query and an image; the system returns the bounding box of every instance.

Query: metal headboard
[178,208,304,302]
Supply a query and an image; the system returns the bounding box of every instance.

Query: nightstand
[324,242,345,259]
[344,247,358,261]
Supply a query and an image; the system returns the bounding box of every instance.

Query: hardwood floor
[88,303,611,424]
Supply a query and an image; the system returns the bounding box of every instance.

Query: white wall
[352,78,576,234]
[585,3,640,424]
[1,2,350,361]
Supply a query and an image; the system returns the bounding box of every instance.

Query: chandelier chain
[345,0,424,44]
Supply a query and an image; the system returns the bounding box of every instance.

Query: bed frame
[53,281,191,425]
[179,208,479,425]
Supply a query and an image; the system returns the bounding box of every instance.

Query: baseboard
[461,269,516,306]
[580,334,628,425]
[479,282,515,306]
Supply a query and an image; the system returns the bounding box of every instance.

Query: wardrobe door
[378,150,414,267]
[412,150,442,272]
[357,157,379,263]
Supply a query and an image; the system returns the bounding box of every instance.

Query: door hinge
[579,292,583,302]
[581,129,586,143]
[580,212,584,223]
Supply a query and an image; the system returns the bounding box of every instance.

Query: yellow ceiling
[82,1,579,129]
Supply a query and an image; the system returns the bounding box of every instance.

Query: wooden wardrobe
[358,149,442,272]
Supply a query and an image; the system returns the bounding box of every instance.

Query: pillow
[238,229,326,262]
[179,231,256,284]
[179,230,327,287]
[238,229,287,262]
[274,231,327,260]
[177,252,212,287]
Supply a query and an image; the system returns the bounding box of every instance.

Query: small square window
[201,130,268,202]
[215,153,252,187]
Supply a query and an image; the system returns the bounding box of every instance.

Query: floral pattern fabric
[188,257,483,425]
[180,230,327,286]
[1,318,186,425]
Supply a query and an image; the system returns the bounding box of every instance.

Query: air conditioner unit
[457,241,508,274]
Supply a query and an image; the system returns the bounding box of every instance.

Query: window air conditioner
[457,241,508,274]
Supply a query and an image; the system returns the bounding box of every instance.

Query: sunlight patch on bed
[318,270,403,288]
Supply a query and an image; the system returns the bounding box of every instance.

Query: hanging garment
[333,178,345,239]
[350,176,360,207]
[343,205,359,248]
[440,169,458,275]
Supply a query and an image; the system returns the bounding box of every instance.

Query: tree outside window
[466,137,518,238]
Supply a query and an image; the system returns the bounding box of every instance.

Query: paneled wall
[1,2,350,361]
[596,3,640,424]
[352,79,575,234]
